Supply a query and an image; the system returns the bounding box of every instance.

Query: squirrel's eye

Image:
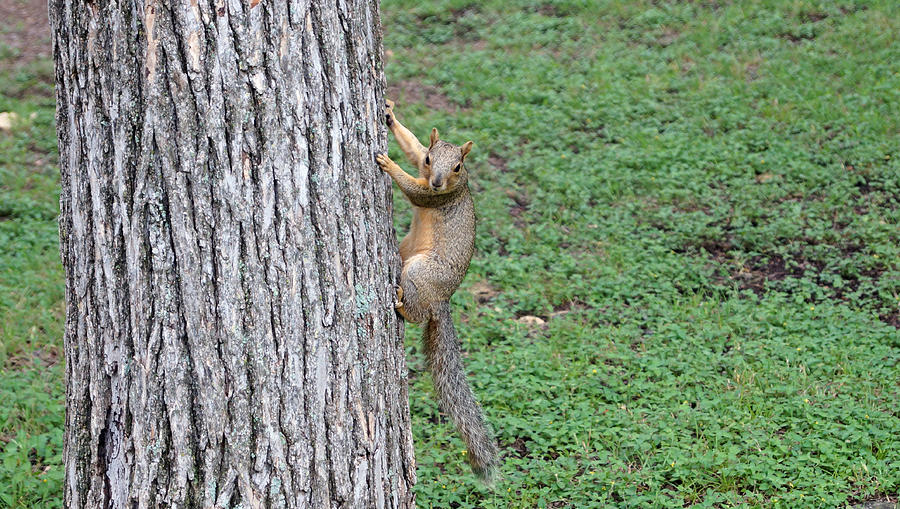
[424,156,430,165]
[454,164,461,172]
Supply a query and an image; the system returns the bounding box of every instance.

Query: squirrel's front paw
[384,99,396,127]
[376,153,398,173]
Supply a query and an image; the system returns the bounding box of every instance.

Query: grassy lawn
[0,15,64,505]
[2,0,898,507]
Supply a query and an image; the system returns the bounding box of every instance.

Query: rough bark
[50,0,416,506]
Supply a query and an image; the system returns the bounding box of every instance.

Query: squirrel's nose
[430,176,443,189]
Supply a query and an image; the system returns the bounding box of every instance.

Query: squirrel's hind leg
[396,258,432,323]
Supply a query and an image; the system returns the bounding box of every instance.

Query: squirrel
[375,99,499,482]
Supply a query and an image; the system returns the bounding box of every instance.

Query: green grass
[383,0,898,507]
[0,42,64,507]
[2,0,899,507]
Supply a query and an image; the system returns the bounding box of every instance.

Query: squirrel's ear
[429,128,440,148]
[461,141,473,160]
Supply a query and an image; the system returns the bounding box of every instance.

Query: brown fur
[377,100,499,482]
[399,207,438,261]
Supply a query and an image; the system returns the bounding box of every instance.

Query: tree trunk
[51,0,415,507]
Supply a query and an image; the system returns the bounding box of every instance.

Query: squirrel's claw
[394,285,404,309]
[375,153,388,171]
[384,99,396,127]
[376,153,397,173]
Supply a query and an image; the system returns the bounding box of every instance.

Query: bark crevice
[53,1,415,506]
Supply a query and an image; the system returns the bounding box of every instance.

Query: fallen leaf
[516,315,545,326]
[0,112,21,131]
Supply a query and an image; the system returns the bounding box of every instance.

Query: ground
[1,0,898,507]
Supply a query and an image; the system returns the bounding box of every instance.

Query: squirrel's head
[421,128,473,194]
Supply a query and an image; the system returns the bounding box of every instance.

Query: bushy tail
[424,301,499,482]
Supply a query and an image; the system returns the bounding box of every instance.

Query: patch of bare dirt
[549,299,586,319]
[730,254,796,295]
[464,39,488,51]
[778,30,817,44]
[574,119,608,145]
[468,280,500,303]
[656,28,680,47]
[532,4,565,17]
[503,436,530,459]
[879,311,899,330]
[487,153,509,173]
[6,344,61,369]
[0,0,52,65]
[704,240,885,296]
[696,236,897,328]
[801,11,829,23]
[386,79,469,113]
[745,61,760,82]
[839,5,868,15]
[849,497,898,509]
[505,188,530,229]
[699,239,794,295]
[448,5,480,18]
